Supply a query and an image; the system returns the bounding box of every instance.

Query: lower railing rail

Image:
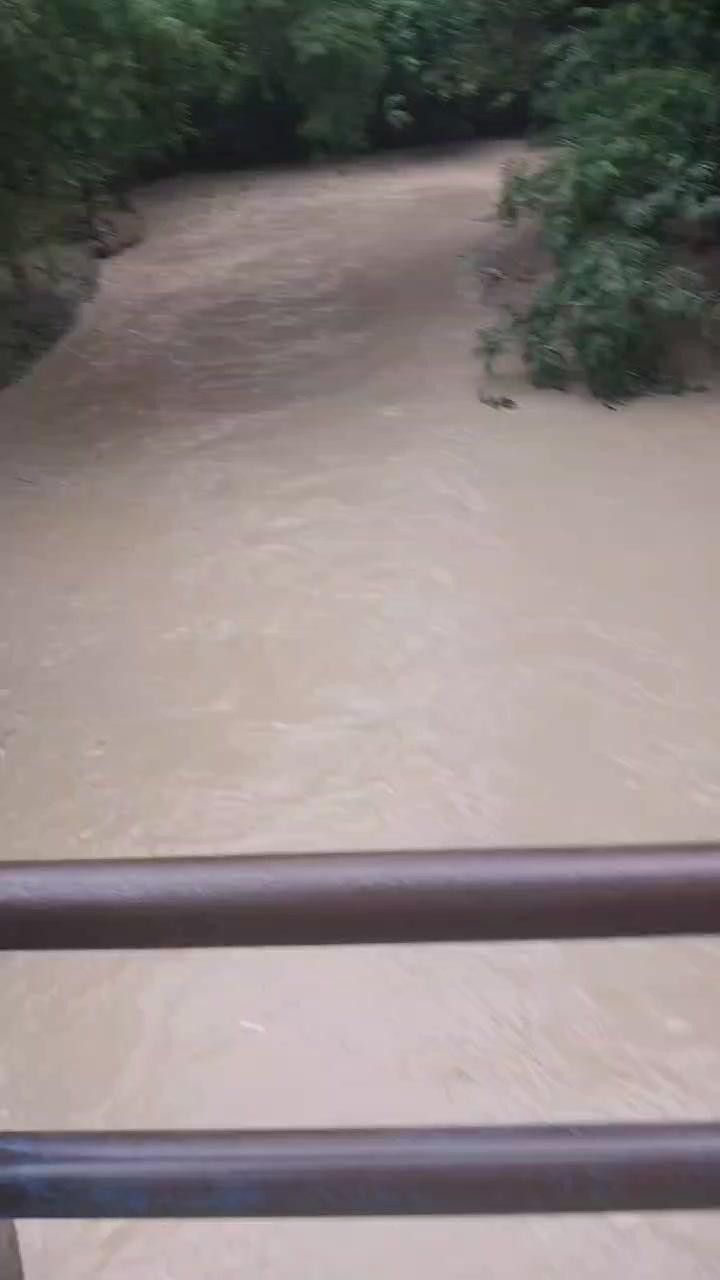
[3,1125,720,1219]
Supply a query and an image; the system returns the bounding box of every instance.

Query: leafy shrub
[482,233,714,399]
[483,56,720,399]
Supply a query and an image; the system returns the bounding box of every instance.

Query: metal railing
[3,843,720,950]
[2,844,720,1257]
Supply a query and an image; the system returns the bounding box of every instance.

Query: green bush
[484,233,713,399]
[482,36,720,399]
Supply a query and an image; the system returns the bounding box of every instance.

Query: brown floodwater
[2,144,720,1277]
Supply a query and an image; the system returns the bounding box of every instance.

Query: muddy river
[2,144,720,1277]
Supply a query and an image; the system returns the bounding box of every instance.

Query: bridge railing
[2,845,720,1268]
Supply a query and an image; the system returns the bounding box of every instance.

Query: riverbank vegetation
[2,0,719,396]
[481,1,720,399]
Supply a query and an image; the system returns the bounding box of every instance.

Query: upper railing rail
[2,843,720,950]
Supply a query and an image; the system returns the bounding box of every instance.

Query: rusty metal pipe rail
[4,1125,720,1219]
[2,843,720,950]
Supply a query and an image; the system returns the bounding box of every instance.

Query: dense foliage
[0,0,490,268]
[0,0,562,220]
[1,0,224,268]
[483,1,720,398]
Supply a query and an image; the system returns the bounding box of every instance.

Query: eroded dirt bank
[2,144,720,1277]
